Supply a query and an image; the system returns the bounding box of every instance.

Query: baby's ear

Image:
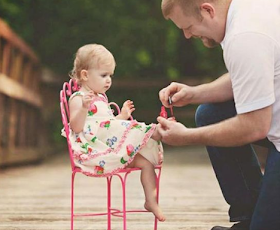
[81,70,88,81]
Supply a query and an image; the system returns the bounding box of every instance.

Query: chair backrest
[60,79,125,171]
[60,79,80,170]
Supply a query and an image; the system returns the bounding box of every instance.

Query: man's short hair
[161,0,205,20]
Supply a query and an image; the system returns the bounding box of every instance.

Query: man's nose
[183,29,192,39]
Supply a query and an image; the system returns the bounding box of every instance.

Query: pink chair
[60,79,162,230]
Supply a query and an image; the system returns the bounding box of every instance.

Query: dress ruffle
[63,92,163,177]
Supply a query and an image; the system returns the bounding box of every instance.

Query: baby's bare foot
[144,201,166,222]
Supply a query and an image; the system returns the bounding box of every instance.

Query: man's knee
[195,103,220,127]
[195,101,236,128]
[195,104,210,127]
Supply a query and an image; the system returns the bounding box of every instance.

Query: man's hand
[159,82,194,107]
[157,116,189,146]
[120,100,135,120]
[157,105,272,147]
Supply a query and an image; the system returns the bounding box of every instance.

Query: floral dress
[63,92,163,177]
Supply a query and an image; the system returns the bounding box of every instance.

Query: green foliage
[136,49,152,67]
[1,0,226,80]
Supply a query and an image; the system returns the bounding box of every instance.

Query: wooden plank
[2,43,11,75]
[30,67,37,90]
[27,107,37,147]
[18,103,27,147]
[1,95,10,149]
[31,68,41,92]
[10,50,23,81]
[112,78,209,89]
[22,61,32,86]
[0,94,3,151]
[131,109,196,124]
[0,36,2,72]
[0,147,44,166]
[8,99,17,149]
[0,146,230,229]
[0,73,42,107]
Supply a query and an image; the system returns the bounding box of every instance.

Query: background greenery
[0,0,227,148]
[0,0,226,80]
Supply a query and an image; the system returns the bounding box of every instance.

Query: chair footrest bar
[73,209,149,218]
[110,209,149,217]
[110,208,123,217]
[74,212,108,217]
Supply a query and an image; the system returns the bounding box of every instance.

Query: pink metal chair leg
[107,176,112,230]
[154,168,162,230]
[71,171,76,230]
[121,172,129,230]
[114,172,129,230]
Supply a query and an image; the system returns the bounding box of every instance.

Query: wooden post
[0,37,2,72]
[0,94,3,160]
[2,43,11,75]
[10,51,23,82]
[8,98,17,149]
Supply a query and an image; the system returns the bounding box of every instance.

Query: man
[157,0,280,230]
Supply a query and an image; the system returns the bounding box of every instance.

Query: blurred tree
[0,0,226,81]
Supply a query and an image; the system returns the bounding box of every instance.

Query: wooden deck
[0,146,231,230]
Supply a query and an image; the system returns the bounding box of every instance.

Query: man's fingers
[170,90,184,104]
[156,120,166,138]
[167,117,176,121]
[159,88,172,107]
[159,82,181,107]
[157,116,170,129]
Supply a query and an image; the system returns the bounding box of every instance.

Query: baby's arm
[69,92,94,133]
[116,100,135,120]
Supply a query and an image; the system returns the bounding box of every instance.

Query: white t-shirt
[221,0,280,151]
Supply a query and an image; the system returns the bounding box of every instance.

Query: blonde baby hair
[69,44,116,85]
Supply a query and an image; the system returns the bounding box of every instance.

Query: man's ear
[81,70,88,81]
[200,3,215,18]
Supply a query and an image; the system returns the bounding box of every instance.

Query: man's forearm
[192,73,233,104]
[186,106,272,147]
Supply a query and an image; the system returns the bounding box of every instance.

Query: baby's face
[84,62,115,94]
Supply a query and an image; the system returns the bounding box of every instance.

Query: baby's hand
[82,91,94,109]
[121,100,135,119]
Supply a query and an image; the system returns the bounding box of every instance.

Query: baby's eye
[110,75,114,78]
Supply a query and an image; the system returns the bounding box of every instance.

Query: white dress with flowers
[64,91,163,177]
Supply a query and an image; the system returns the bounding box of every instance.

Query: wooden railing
[0,18,43,166]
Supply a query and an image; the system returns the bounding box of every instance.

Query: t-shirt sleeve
[224,32,275,114]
